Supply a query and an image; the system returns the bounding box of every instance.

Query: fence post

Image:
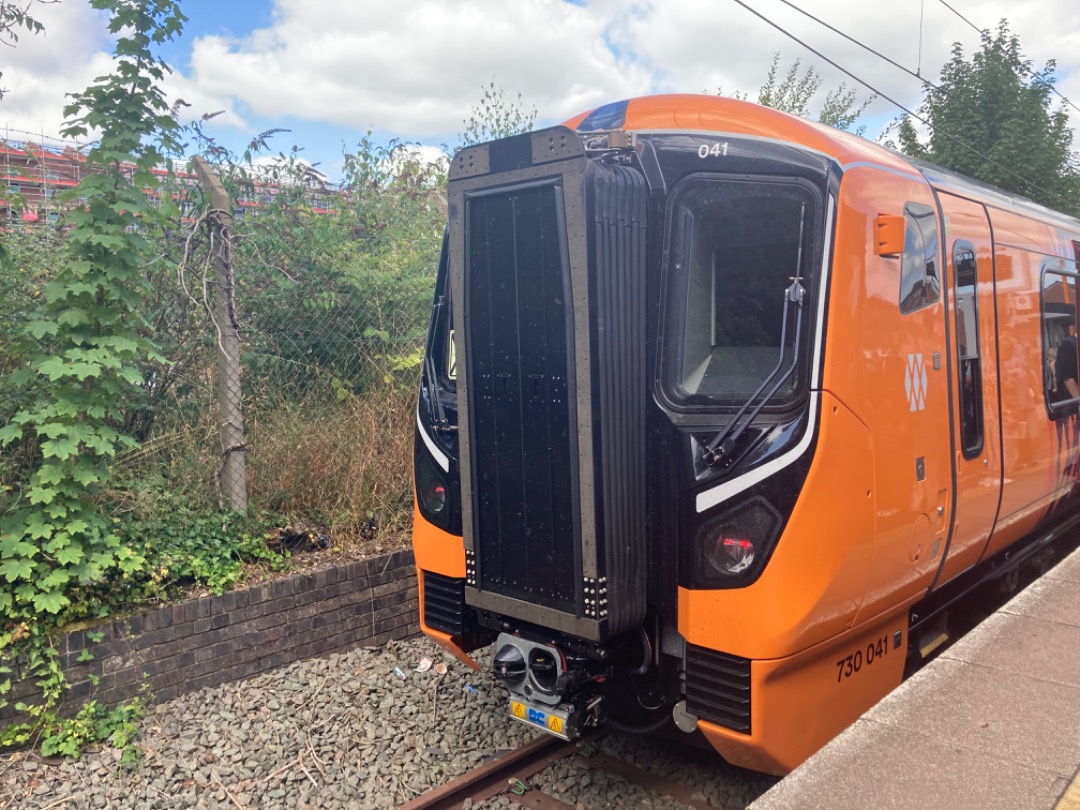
[192,156,248,513]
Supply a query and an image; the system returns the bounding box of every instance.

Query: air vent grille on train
[422,571,467,635]
[685,644,752,734]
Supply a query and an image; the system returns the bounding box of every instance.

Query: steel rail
[398,732,596,810]
[399,727,747,809]
[581,751,733,810]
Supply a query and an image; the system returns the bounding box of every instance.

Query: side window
[1042,265,1079,417]
[899,203,940,314]
[953,241,983,457]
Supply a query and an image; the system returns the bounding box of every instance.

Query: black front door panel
[466,183,577,610]
[449,127,648,642]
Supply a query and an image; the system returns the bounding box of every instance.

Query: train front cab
[678,156,941,773]
[687,155,1080,773]
[413,95,1080,776]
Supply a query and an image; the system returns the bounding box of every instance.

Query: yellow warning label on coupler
[547,715,563,734]
[511,701,526,720]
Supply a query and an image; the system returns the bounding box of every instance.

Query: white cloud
[161,70,248,133]
[611,0,1080,138]
[4,0,1080,165]
[169,0,1080,147]
[0,1,111,141]
[181,0,653,139]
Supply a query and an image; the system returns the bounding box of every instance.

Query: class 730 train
[411,94,1080,774]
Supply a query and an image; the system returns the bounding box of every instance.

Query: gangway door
[447,127,649,643]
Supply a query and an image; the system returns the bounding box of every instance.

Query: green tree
[0,0,185,749]
[897,21,1080,214]
[722,54,874,133]
[455,79,537,151]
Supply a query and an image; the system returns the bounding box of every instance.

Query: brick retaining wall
[1,549,418,724]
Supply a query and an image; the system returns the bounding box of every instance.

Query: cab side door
[932,191,1002,584]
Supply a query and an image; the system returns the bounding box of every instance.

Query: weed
[38,698,146,764]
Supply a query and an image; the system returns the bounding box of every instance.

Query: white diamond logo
[905,353,927,411]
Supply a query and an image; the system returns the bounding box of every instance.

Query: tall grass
[108,362,419,548]
[245,382,416,541]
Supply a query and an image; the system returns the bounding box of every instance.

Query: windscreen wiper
[425,345,456,433]
[703,278,806,465]
[703,275,807,467]
[703,201,809,467]
[423,295,453,434]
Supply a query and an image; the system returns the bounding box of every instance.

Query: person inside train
[1054,325,1079,477]
[1055,330,1079,409]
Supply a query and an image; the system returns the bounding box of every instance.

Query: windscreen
[665,178,817,408]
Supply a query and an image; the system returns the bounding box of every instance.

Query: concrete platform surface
[750,546,1080,810]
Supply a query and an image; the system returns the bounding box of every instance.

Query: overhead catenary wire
[779,0,1079,120]
[934,0,983,36]
[773,0,940,92]
[728,0,1076,211]
[774,0,1080,172]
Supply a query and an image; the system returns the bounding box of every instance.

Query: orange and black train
[411,94,1080,774]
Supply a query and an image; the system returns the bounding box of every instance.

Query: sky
[3,0,1080,182]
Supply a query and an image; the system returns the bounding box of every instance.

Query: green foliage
[1,0,184,621]
[0,0,50,102]
[124,505,285,599]
[225,133,445,400]
[0,0,186,757]
[456,79,538,151]
[896,21,1080,215]
[0,1,47,45]
[0,31,537,763]
[729,54,874,133]
[38,698,146,764]
[757,54,820,119]
[0,228,60,447]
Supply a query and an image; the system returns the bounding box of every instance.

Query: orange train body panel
[677,391,876,660]
[697,604,911,774]
[413,94,1080,776]
[933,191,1003,583]
[411,499,465,578]
[412,503,478,670]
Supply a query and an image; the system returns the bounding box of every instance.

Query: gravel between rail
[0,636,778,809]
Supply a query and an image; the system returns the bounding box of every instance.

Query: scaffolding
[0,125,94,225]
[0,123,343,226]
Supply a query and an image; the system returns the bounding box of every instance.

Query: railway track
[399,731,730,810]
[399,534,1080,810]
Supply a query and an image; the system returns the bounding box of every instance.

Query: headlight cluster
[695,496,782,586]
[414,430,457,532]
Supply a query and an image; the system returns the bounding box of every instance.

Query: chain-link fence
[183,154,440,540]
[1,138,444,546]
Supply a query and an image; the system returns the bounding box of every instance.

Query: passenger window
[1042,265,1079,418]
[899,203,940,314]
[953,242,983,457]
